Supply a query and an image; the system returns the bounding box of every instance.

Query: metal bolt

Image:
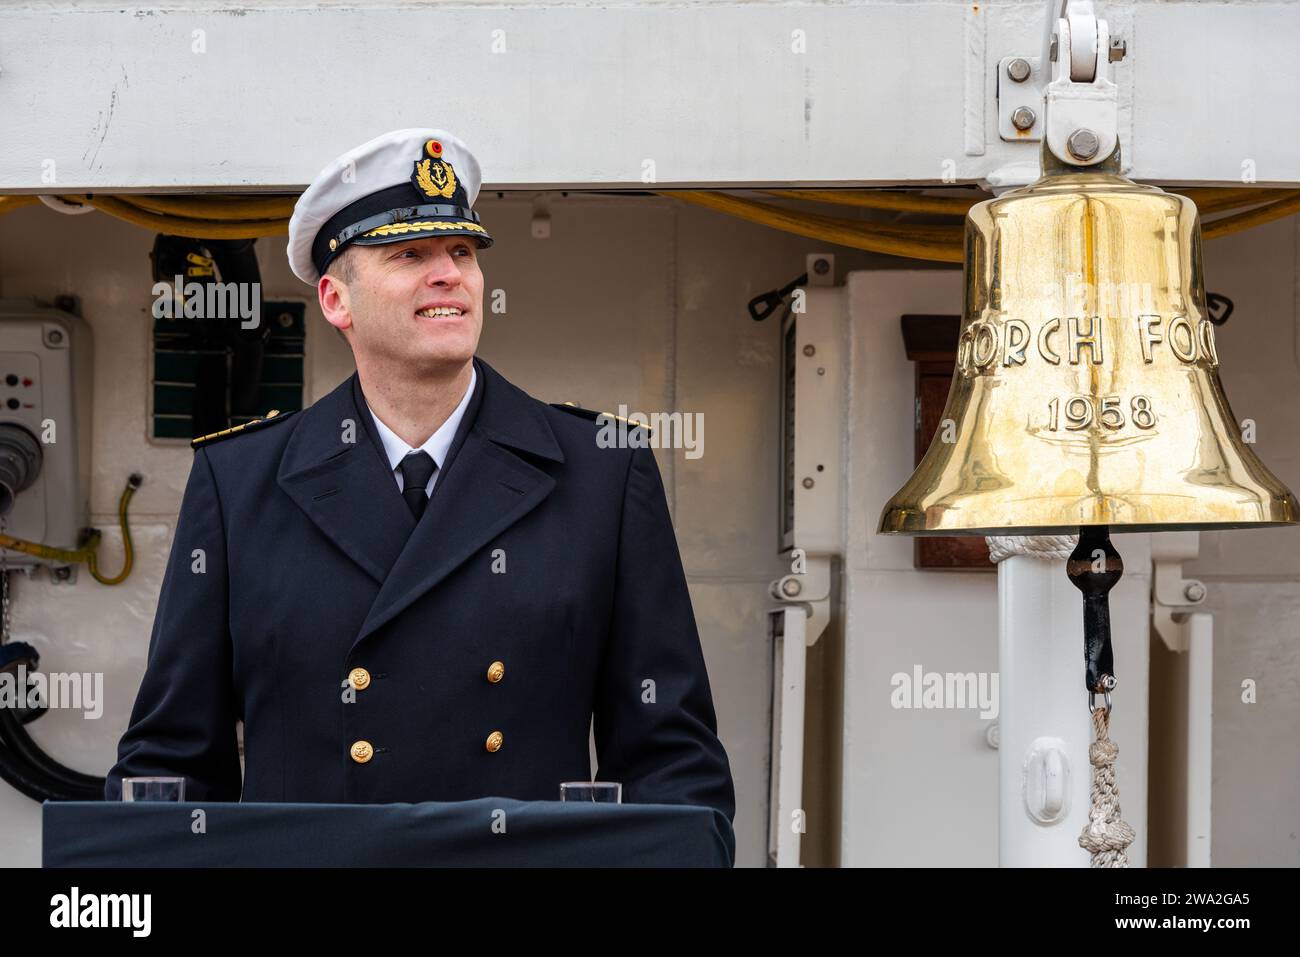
[1006,58,1031,83]
[1011,106,1037,131]
[802,344,815,357]
[812,257,831,275]
[1109,38,1126,62]
[1184,582,1207,603]
[802,477,814,489]
[1067,128,1100,160]
[781,578,802,598]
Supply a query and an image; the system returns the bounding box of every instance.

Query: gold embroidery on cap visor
[353,220,492,245]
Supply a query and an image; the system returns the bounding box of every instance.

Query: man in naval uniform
[105,129,736,844]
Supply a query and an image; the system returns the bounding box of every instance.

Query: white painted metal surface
[768,606,808,868]
[768,273,844,866]
[1151,531,1214,867]
[1,2,1298,191]
[1185,612,1213,867]
[844,270,1002,867]
[779,275,847,557]
[995,544,1149,866]
[767,554,833,867]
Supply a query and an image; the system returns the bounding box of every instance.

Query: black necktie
[398,450,436,520]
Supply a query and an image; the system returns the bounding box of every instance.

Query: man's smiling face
[318,234,486,373]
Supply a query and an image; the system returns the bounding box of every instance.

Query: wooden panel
[901,317,995,570]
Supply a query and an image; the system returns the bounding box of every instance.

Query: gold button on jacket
[485,731,504,752]
[350,740,374,763]
[348,667,371,690]
[486,660,505,683]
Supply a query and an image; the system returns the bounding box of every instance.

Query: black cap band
[311,182,488,279]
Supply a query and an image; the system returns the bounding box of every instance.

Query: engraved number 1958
[1048,394,1156,431]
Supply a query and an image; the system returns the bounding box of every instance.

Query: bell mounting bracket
[996,0,1122,167]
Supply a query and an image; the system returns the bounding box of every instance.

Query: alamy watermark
[151,275,261,329]
[595,406,704,459]
[0,665,103,719]
[50,887,150,936]
[890,664,999,719]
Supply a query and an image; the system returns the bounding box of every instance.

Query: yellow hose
[765,186,1300,217]
[656,190,966,262]
[658,186,1300,260]
[82,196,287,238]
[761,189,983,215]
[0,474,139,585]
[0,180,1295,262]
[1185,187,1300,215]
[114,194,298,220]
[0,195,41,214]
[1202,191,1300,240]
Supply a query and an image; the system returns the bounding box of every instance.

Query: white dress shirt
[366,364,477,497]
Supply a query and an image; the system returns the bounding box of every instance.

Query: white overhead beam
[0,1,1295,191]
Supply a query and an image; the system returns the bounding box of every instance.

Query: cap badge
[412,138,457,200]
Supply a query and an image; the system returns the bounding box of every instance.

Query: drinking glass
[559,781,622,803]
[121,777,186,802]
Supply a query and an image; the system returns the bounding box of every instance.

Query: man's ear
[318,273,352,333]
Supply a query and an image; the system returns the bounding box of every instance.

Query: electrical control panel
[0,300,93,574]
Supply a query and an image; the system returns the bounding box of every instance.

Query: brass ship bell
[879,142,1297,717]
[880,146,1298,537]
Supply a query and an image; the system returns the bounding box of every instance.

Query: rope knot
[1079,707,1135,867]
[1079,820,1137,856]
[1088,738,1120,766]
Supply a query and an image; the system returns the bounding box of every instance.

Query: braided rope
[1078,707,1136,867]
[985,534,1079,563]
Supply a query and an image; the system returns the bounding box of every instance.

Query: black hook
[1067,525,1123,706]
[748,272,809,322]
[1207,292,1234,327]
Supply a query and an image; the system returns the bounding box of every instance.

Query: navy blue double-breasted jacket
[106,356,735,839]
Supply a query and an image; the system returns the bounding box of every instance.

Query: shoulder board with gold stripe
[191,409,297,449]
[550,401,652,435]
